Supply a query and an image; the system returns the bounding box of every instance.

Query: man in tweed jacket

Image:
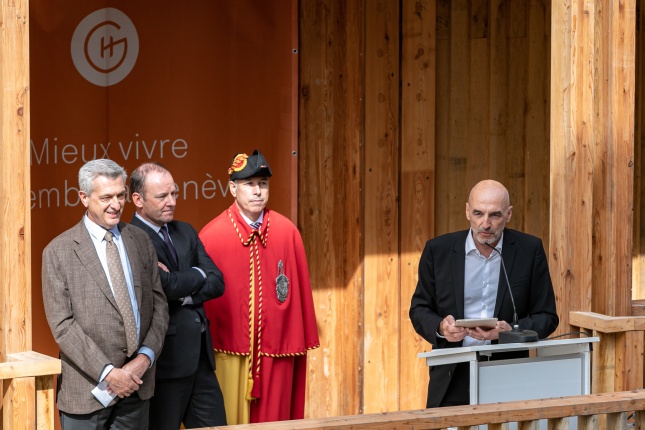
[42,159,168,429]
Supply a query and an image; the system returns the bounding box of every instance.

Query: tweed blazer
[42,219,169,414]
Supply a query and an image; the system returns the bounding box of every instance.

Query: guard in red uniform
[200,150,320,424]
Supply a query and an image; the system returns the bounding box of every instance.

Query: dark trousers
[60,393,149,430]
[439,361,470,406]
[149,335,227,429]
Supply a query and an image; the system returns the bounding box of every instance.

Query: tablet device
[454,318,498,328]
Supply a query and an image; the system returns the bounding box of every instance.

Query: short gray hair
[78,159,127,195]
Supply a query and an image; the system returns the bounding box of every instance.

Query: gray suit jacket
[42,219,169,414]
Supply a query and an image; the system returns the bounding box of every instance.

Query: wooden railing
[196,390,645,429]
[570,311,645,393]
[0,351,61,430]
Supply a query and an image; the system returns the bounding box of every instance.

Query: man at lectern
[409,179,559,407]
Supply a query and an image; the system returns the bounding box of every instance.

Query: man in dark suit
[409,179,559,408]
[129,162,227,429]
[42,159,169,429]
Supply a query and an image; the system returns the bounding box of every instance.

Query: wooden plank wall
[299,0,365,417]
[399,0,436,414]
[435,0,550,242]
[300,0,552,418]
[363,0,401,413]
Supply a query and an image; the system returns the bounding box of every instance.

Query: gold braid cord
[224,212,321,381]
[228,209,271,398]
[260,344,321,358]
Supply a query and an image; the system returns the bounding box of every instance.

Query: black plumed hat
[228,149,273,181]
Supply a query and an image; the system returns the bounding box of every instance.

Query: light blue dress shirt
[462,230,503,347]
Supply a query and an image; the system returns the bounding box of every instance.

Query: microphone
[485,242,539,344]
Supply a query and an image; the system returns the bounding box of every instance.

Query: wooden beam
[550,0,636,330]
[570,311,645,332]
[195,390,645,430]
[0,0,31,358]
[1,0,32,429]
[550,0,594,335]
[0,351,61,379]
[36,375,56,430]
[591,0,636,317]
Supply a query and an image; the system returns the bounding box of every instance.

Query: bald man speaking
[409,180,558,407]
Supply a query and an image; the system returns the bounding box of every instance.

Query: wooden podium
[418,337,599,406]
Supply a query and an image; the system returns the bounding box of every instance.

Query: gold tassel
[245,377,255,401]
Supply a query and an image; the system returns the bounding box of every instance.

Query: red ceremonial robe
[200,204,320,422]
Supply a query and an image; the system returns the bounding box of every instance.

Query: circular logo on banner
[71,8,139,87]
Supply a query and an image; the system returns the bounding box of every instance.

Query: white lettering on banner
[117,135,188,160]
[31,176,229,209]
[31,133,222,209]
[31,135,188,165]
[31,138,109,165]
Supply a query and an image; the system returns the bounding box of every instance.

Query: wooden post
[0,0,33,428]
[550,0,635,327]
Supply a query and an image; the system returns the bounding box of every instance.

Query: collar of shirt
[134,212,164,237]
[240,210,264,228]
[465,228,504,257]
[83,213,121,242]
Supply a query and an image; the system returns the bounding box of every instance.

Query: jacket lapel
[494,228,516,317]
[72,221,118,310]
[132,216,178,270]
[452,232,467,319]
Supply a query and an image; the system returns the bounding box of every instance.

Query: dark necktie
[250,221,261,230]
[104,231,138,356]
[160,225,178,265]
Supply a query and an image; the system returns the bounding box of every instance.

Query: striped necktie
[250,221,262,230]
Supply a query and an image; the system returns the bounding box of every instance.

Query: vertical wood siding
[298,0,636,418]
[299,0,365,418]
[300,0,552,417]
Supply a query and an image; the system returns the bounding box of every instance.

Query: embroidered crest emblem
[228,153,248,175]
[276,260,289,303]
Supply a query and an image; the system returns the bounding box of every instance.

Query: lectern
[418,337,599,406]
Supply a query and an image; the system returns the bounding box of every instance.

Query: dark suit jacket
[42,220,169,414]
[409,228,559,407]
[130,216,224,379]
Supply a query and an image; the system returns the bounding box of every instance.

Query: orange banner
[30,1,297,364]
